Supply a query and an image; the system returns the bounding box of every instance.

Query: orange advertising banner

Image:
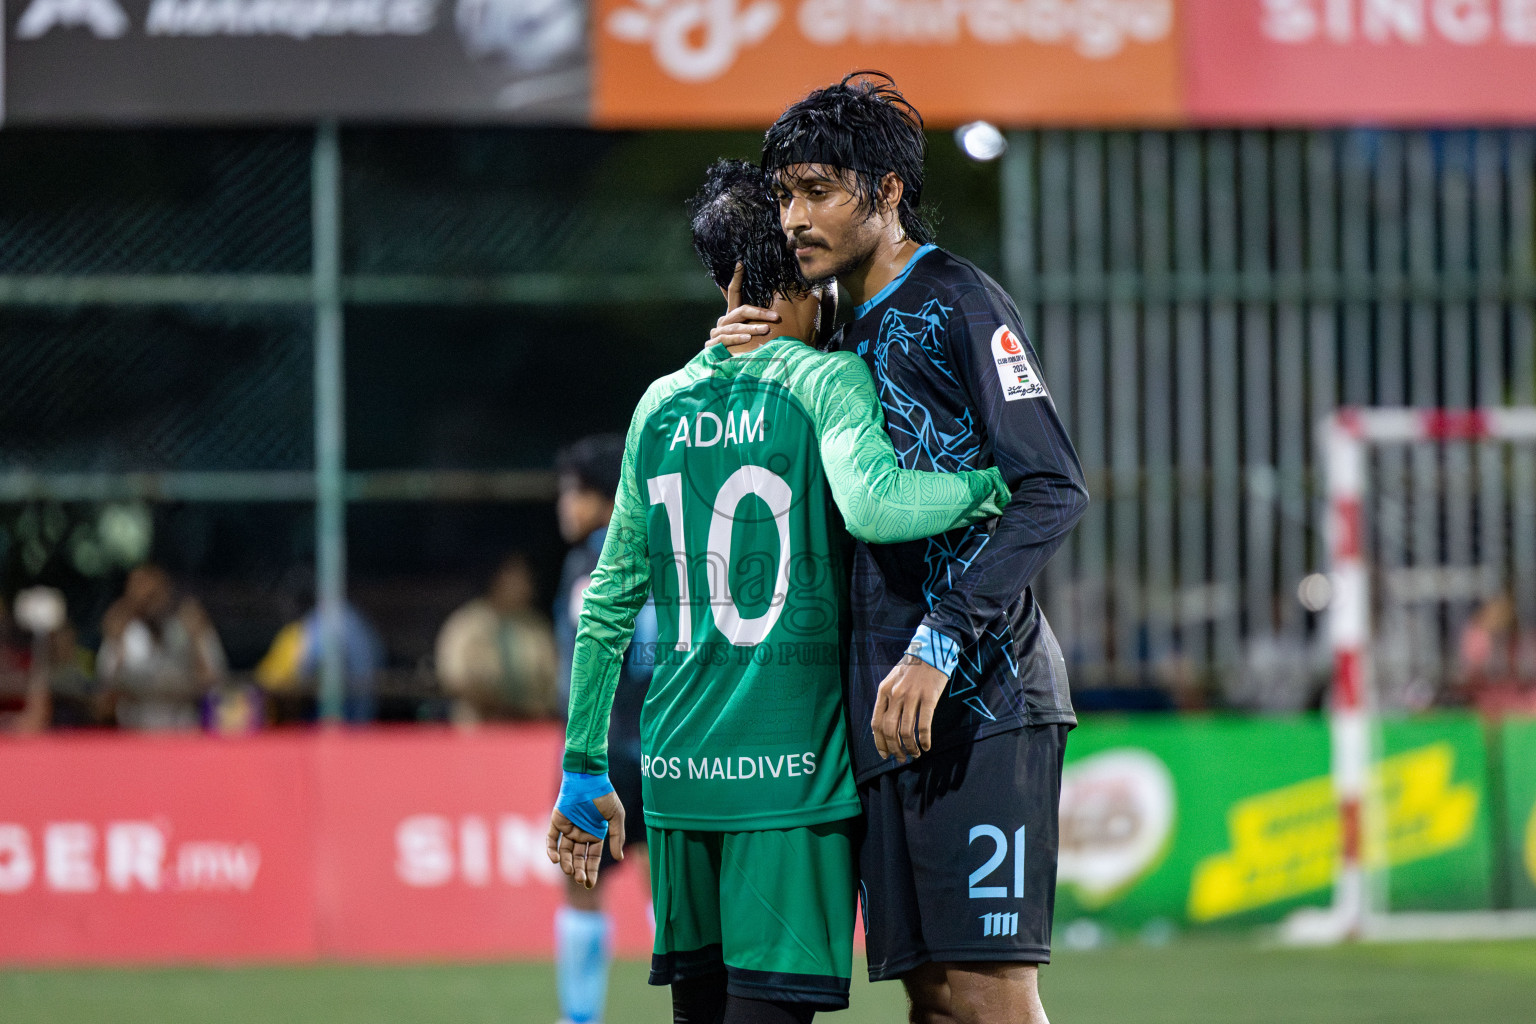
[592,0,1185,127]
[1184,0,1536,124]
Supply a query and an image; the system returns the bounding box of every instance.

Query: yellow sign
[1525,799,1536,889]
[1188,743,1477,922]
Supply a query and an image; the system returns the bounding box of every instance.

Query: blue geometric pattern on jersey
[947,624,1024,723]
[871,301,981,474]
[871,300,1001,724]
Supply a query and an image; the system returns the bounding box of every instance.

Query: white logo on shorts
[980,911,1019,937]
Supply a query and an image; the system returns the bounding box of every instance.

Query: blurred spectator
[0,593,48,734]
[435,554,558,724]
[1234,630,1328,712]
[1231,595,1329,712]
[98,564,226,731]
[40,620,102,729]
[1457,594,1536,715]
[8,587,100,730]
[256,575,384,725]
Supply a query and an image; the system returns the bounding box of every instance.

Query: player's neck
[730,295,814,354]
[842,235,923,308]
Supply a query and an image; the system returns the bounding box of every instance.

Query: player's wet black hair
[555,433,625,501]
[761,70,935,245]
[688,158,810,309]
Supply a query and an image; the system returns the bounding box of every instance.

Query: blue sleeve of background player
[913,281,1089,668]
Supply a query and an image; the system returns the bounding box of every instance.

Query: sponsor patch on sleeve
[990,325,1047,401]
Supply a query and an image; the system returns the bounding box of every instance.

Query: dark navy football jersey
[829,245,1088,781]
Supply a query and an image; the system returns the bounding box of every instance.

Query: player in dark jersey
[552,435,657,1024]
[713,73,1089,1024]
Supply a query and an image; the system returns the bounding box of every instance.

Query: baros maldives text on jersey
[832,245,1090,780]
[563,337,1009,830]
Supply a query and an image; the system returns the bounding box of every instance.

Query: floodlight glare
[955,121,1007,162]
[1297,572,1333,613]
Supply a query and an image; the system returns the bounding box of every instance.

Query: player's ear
[878,172,904,217]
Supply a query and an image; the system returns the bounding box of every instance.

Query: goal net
[1284,408,1536,944]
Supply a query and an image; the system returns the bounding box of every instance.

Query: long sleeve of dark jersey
[918,283,1089,657]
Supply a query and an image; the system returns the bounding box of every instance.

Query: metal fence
[4,126,1535,709]
[1003,129,1536,706]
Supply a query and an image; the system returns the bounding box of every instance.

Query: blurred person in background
[98,564,226,731]
[0,593,48,733]
[1232,593,1329,712]
[435,553,559,724]
[3,587,100,731]
[257,570,385,725]
[1457,593,1536,715]
[551,434,656,1024]
[39,619,101,729]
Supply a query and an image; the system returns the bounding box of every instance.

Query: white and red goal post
[1296,407,1536,944]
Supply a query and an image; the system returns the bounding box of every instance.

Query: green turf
[2,940,1533,1023]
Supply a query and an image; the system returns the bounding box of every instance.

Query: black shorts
[857,723,1069,981]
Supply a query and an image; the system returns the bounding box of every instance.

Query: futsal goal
[1283,408,1536,944]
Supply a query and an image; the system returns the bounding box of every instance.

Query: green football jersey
[564,337,1009,831]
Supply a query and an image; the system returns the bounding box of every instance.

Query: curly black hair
[687,158,810,309]
[760,70,935,245]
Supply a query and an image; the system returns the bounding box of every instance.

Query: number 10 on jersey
[648,467,794,650]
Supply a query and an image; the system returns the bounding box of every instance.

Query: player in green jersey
[546,159,1011,1024]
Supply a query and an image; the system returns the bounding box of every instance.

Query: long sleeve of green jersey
[811,351,1009,542]
[563,395,655,776]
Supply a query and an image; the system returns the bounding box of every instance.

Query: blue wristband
[905,625,960,678]
[555,770,615,840]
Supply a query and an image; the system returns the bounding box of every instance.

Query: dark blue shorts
[857,723,1069,981]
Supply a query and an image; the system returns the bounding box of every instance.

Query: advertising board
[1,0,588,123]
[1183,0,1536,124]
[1499,717,1536,908]
[1054,714,1495,931]
[590,0,1185,127]
[0,728,653,963]
[0,715,1507,961]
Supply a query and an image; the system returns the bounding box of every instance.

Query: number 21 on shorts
[968,824,1026,899]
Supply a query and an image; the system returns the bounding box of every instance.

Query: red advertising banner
[0,734,318,964]
[0,729,653,964]
[314,729,652,960]
[1184,0,1536,124]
